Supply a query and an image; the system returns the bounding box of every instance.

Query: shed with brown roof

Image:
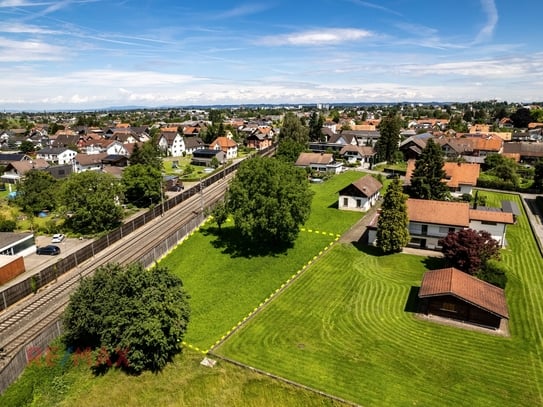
[418,267,508,330]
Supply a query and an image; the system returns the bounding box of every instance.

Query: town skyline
[1,0,542,111]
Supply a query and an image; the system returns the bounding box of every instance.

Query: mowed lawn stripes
[216,233,541,406]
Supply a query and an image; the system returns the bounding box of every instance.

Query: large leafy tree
[376,113,402,163]
[60,171,124,234]
[439,229,501,275]
[484,153,520,187]
[376,178,410,254]
[276,112,308,162]
[409,139,450,200]
[228,156,313,247]
[15,170,58,214]
[122,164,162,207]
[129,142,163,170]
[510,107,533,128]
[63,263,190,374]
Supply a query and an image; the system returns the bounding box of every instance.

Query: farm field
[215,191,543,406]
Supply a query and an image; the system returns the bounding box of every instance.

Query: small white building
[36,147,77,165]
[338,175,382,212]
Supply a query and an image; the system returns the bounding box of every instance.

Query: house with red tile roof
[367,198,514,249]
[338,175,382,212]
[295,152,343,174]
[404,159,481,196]
[209,136,238,159]
[418,267,508,330]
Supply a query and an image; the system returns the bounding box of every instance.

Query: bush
[475,259,508,288]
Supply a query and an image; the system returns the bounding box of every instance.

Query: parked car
[36,245,61,256]
[51,233,65,243]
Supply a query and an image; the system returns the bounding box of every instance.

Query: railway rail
[0,146,275,392]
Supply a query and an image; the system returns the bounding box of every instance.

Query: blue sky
[1,0,542,110]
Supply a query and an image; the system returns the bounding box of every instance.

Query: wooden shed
[418,267,509,330]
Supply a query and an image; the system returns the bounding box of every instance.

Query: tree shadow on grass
[201,225,293,258]
[404,286,421,313]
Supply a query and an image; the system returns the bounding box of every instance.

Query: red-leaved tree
[439,229,501,275]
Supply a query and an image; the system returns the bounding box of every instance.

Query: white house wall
[469,220,507,246]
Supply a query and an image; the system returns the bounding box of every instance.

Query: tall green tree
[228,156,313,247]
[533,159,543,192]
[15,170,58,214]
[376,178,410,254]
[129,142,163,170]
[409,139,449,200]
[376,113,402,163]
[63,262,190,374]
[276,112,308,162]
[484,153,520,187]
[60,171,124,234]
[308,111,324,142]
[122,164,162,207]
[510,107,533,128]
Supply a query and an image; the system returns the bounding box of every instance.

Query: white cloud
[257,28,373,46]
[0,36,65,61]
[475,0,498,43]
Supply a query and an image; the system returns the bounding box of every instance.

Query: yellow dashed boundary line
[175,225,342,353]
[205,228,341,352]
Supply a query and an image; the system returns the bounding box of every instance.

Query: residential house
[502,142,543,164]
[209,136,238,160]
[36,147,77,165]
[191,149,226,166]
[418,267,508,330]
[339,145,376,167]
[158,130,185,157]
[184,136,206,155]
[74,153,106,172]
[404,160,481,196]
[0,154,32,166]
[104,140,130,157]
[368,199,514,249]
[245,127,274,150]
[295,152,343,174]
[1,159,49,184]
[338,175,382,212]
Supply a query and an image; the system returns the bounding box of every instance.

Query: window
[440,302,457,312]
[356,199,362,208]
[481,220,497,225]
[343,198,348,207]
[421,225,428,235]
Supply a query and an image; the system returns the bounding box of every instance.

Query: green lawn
[0,348,344,407]
[215,192,543,406]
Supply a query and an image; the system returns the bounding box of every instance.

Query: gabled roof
[404,160,480,188]
[469,209,514,224]
[419,267,509,319]
[5,159,49,174]
[295,152,333,166]
[37,147,75,155]
[210,136,237,149]
[328,133,355,145]
[339,175,382,198]
[407,199,470,227]
[339,145,376,156]
[184,136,205,149]
[75,153,107,166]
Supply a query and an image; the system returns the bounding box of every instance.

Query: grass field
[4,174,540,406]
[215,191,543,406]
[0,347,344,407]
[157,171,370,350]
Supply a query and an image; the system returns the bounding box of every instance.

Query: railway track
[0,170,233,370]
